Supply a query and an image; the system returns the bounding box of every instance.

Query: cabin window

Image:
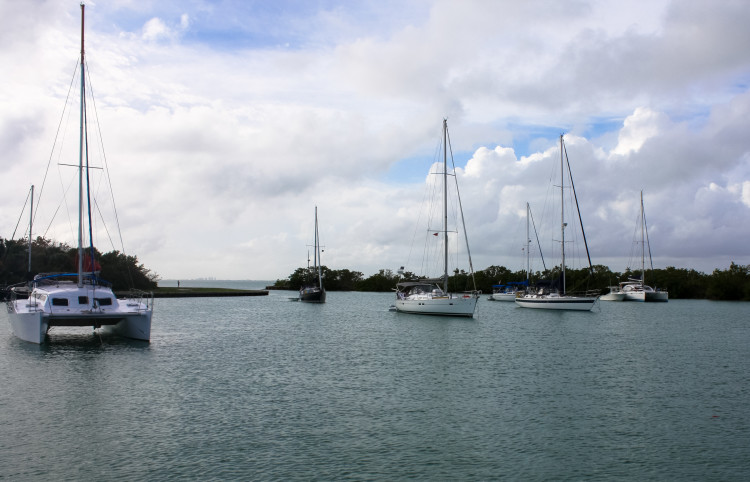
[51,298,69,307]
[78,296,89,304]
[96,297,113,306]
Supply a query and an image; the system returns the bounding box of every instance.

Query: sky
[1,0,749,281]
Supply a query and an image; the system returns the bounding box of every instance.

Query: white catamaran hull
[7,311,48,344]
[99,312,153,341]
[646,291,669,302]
[623,291,668,302]
[8,304,152,344]
[515,295,597,311]
[395,296,477,317]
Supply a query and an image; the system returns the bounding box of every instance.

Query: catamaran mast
[28,185,34,274]
[560,134,566,295]
[77,3,86,287]
[640,190,646,287]
[442,119,448,293]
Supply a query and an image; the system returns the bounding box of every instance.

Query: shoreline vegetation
[269,263,750,301]
[2,237,748,301]
[1,237,157,291]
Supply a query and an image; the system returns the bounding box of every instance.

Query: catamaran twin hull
[623,291,669,302]
[7,284,152,344]
[8,310,152,344]
[395,296,478,317]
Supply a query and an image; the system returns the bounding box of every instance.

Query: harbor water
[1,281,748,480]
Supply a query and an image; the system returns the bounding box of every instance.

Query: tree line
[5,235,746,300]
[1,237,158,291]
[272,262,750,301]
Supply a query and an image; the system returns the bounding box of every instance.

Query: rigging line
[82,70,98,279]
[446,125,476,291]
[643,198,655,271]
[85,59,126,255]
[36,60,80,229]
[627,208,638,272]
[562,138,593,271]
[84,60,136,289]
[529,204,547,272]
[405,137,441,277]
[93,197,117,252]
[420,137,445,277]
[10,187,33,240]
[44,168,78,242]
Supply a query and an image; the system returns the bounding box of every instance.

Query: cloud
[1,1,749,280]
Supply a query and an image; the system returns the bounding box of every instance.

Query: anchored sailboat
[299,206,326,303]
[5,4,153,343]
[620,191,669,302]
[393,119,479,317]
[515,135,599,311]
[488,202,539,301]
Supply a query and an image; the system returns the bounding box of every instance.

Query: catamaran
[6,4,153,343]
[620,191,669,302]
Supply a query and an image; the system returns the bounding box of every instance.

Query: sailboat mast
[315,206,322,288]
[526,202,530,284]
[560,134,566,295]
[312,207,317,269]
[28,185,34,274]
[442,119,448,293]
[77,3,86,287]
[640,190,645,286]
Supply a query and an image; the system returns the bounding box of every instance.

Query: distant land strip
[117,288,269,298]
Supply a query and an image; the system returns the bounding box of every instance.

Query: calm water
[1,281,748,480]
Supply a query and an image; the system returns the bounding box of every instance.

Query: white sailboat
[620,191,668,302]
[394,119,479,317]
[6,4,153,344]
[516,135,599,311]
[489,203,533,301]
[299,206,326,303]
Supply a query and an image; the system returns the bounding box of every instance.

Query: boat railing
[457,290,481,298]
[564,289,601,298]
[6,287,42,313]
[32,272,113,288]
[119,289,155,312]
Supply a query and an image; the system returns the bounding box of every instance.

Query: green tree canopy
[1,236,158,291]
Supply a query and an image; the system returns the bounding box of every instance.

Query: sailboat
[619,191,669,302]
[5,4,153,344]
[488,203,533,301]
[299,206,326,303]
[515,135,599,311]
[394,119,479,317]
